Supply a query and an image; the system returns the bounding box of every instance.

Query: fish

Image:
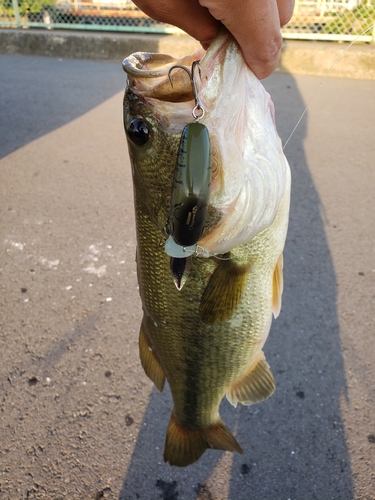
[122,29,291,467]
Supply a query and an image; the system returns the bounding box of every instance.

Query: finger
[277,0,295,26]
[199,0,291,79]
[132,0,221,47]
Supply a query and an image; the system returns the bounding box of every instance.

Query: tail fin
[163,412,243,467]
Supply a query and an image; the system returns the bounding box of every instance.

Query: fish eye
[128,119,150,146]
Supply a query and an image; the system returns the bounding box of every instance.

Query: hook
[168,60,204,120]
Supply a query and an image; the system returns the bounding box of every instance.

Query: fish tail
[163,412,243,467]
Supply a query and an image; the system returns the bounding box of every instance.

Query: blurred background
[1,0,375,42]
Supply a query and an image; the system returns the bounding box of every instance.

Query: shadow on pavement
[0,51,355,500]
[0,53,157,159]
[119,71,354,499]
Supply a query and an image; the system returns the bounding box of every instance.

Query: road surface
[1,54,374,500]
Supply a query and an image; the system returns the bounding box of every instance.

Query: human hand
[131,0,295,79]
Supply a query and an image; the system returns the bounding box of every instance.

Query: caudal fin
[163,412,243,467]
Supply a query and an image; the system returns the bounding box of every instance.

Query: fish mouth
[123,49,204,103]
[122,30,232,134]
[122,29,231,104]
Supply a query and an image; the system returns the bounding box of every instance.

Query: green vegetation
[324,1,375,35]
[0,0,56,18]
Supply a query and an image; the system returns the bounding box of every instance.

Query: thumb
[199,0,286,78]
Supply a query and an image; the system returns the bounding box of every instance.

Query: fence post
[11,0,21,27]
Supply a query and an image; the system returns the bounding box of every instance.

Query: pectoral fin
[163,412,243,467]
[139,321,166,392]
[226,351,275,407]
[272,254,284,319]
[199,259,250,324]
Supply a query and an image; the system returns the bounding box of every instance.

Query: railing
[1,0,374,41]
[283,0,375,40]
[0,0,179,32]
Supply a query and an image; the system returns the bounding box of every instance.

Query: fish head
[123,49,205,234]
[123,30,290,253]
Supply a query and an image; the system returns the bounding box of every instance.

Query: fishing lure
[169,120,211,247]
[168,61,212,247]
[165,61,212,290]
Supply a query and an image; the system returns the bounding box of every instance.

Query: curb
[279,40,375,80]
[1,29,375,79]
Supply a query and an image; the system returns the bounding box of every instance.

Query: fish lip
[121,31,232,103]
[122,49,205,102]
[122,52,178,78]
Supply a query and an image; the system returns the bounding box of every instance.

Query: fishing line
[282,24,375,151]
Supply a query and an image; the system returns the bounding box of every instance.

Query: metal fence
[283,0,375,40]
[1,0,374,41]
[0,0,179,33]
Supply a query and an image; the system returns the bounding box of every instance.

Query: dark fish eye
[128,119,150,146]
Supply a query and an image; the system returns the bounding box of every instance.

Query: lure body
[169,122,211,247]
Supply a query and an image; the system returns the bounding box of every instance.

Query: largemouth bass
[122,30,291,467]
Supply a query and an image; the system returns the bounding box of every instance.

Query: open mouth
[122,29,232,104]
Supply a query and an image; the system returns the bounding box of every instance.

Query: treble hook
[168,60,204,120]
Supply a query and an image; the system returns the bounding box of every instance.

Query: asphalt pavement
[0,53,374,500]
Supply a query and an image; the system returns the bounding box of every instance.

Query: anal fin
[139,321,166,392]
[272,253,284,318]
[226,351,275,407]
[199,259,250,324]
[163,412,243,467]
